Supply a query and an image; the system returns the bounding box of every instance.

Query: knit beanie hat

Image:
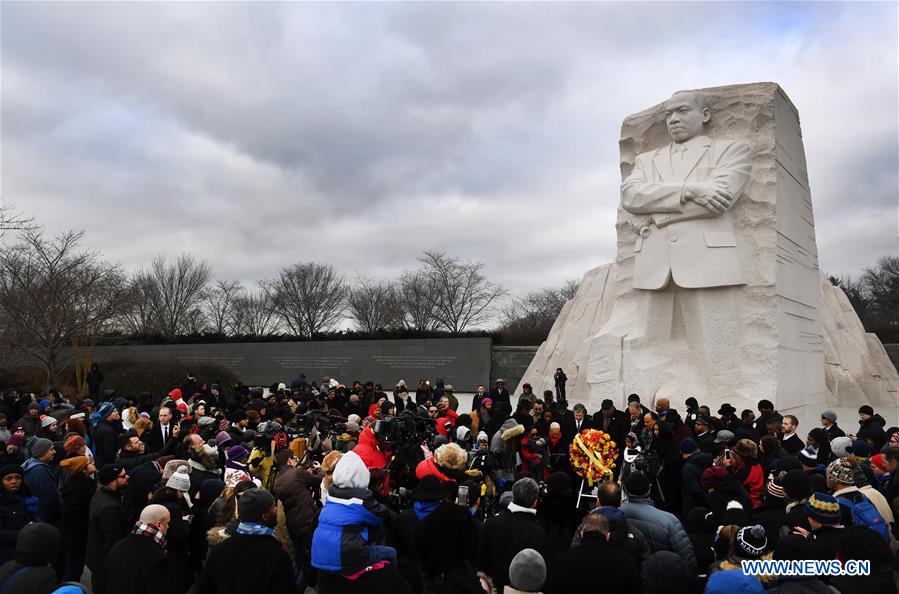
[509,548,546,592]
[870,453,888,472]
[624,470,652,498]
[214,431,232,448]
[226,445,249,462]
[238,488,275,523]
[60,455,90,476]
[0,464,23,479]
[6,434,24,448]
[678,438,699,455]
[97,464,123,485]
[26,401,40,412]
[798,446,818,466]
[735,525,768,559]
[826,458,855,485]
[332,450,370,490]
[858,405,874,416]
[477,431,488,443]
[851,440,871,458]
[41,416,57,429]
[821,410,837,423]
[166,467,191,492]
[64,435,85,455]
[30,438,53,459]
[781,469,812,500]
[830,436,853,458]
[640,551,688,594]
[806,492,841,525]
[98,401,115,420]
[197,416,215,428]
[766,476,786,500]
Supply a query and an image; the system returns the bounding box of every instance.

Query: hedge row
[0,359,241,399]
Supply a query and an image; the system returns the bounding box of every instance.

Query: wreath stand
[575,477,598,509]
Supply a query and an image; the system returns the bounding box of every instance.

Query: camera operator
[353,425,393,471]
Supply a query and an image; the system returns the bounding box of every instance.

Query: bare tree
[0,202,36,237]
[0,229,128,385]
[347,277,404,333]
[268,263,346,337]
[125,253,212,337]
[205,280,243,335]
[231,284,281,336]
[500,279,580,337]
[416,250,506,333]
[397,270,440,331]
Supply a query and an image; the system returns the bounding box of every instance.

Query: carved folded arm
[620,157,686,215]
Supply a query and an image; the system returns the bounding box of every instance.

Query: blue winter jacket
[22,457,61,524]
[311,486,393,575]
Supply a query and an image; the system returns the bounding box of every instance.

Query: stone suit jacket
[621,135,751,290]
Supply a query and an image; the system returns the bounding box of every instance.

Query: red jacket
[415,457,452,482]
[736,461,765,507]
[435,409,459,435]
[352,427,391,470]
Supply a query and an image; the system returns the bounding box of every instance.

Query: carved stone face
[664,91,710,143]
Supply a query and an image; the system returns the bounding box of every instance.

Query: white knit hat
[166,467,191,493]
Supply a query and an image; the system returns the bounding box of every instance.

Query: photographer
[415,443,469,487]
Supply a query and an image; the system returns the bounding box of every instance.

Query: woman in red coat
[728,438,765,508]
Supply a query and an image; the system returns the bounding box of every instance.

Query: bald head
[140,504,171,534]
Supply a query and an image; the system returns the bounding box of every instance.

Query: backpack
[838,495,890,541]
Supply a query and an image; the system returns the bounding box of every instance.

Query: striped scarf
[133,521,168,554]
[236,521,275,537]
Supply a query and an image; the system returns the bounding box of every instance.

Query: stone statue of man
[622,90,751,289]
[619,90,752,396]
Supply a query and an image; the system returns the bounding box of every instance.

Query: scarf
[133,521,168,554]
[413,500,440,521]
[236,521,275,537]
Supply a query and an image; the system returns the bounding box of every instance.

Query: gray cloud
[1,1,896,308]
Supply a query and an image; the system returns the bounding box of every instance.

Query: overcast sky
[2,2,897,304]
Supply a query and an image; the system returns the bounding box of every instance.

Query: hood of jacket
[21,457,49,474]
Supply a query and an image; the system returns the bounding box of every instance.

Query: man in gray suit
[620,90,752,396]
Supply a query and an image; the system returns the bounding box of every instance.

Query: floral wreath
[569,428,618,486]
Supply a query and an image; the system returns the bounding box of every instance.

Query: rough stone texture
[517,83,898,420]
[514,264,618,402]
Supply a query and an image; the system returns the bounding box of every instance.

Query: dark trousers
[91,565,108,594]
[63,549,85,582]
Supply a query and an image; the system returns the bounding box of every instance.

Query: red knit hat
[64,435,86,455]
[870,453,888,472]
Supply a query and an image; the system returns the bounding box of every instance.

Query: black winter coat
[91,420,121,466]
[153,490,192,594]
[857,415,887,452]
[0,561,57,594]
[391,508,424,594]
[195,533,295,594]
[478,509,551,593]
[0,491,32,565]
[104,533,176,594]
[422,561,484,594]
[85,487,126,570]
[550,533,639,594]
[682,452,713,516]
[60,473,95,554]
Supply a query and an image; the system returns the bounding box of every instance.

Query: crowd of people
[0,370,897,594]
